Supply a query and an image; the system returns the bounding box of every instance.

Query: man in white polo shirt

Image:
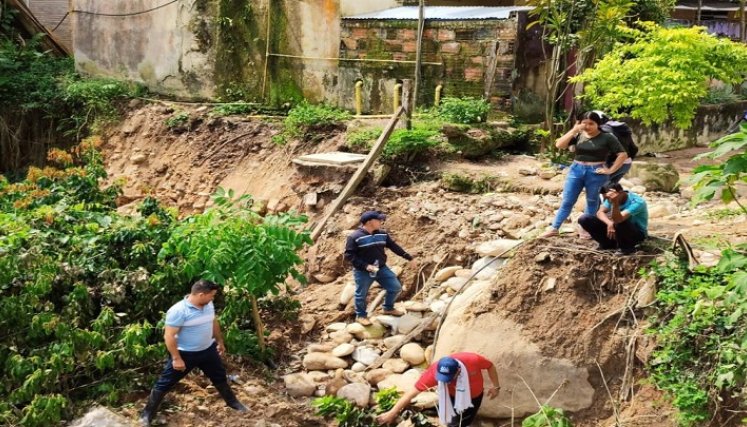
[139,280,247,426]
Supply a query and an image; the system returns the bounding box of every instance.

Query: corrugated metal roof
[675,1,740,11]
[343,6,533,21]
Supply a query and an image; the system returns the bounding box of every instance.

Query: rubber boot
[139,389,167,426]
[215,382,248,413]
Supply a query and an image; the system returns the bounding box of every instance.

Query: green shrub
[701,86,740,105]
[438,97,491,124]
[383,128,441,162]
[210,102,257,117]
[648,246,747,425]
[374,387,401,413]
[346,127,382,150]
[441,173,497,194]
[62,77,144,135]
[522,405,573,427]
[284,102,351,139]
[165,111,190,129]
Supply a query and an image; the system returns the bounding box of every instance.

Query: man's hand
[376,410,398,425]
[606,189,623,205]
[606,223,616,240]
[594,167,612,175]
[408,259,417,269]
[172,357,186,371]
[366,264,378,272]
[217,341,226,357]
[487,386,501,399]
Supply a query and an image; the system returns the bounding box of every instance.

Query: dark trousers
[578,214,645,251]
[153,342,227,392]
[447,394,484,427]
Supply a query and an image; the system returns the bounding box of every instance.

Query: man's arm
[164,326,185,371]
[610,200,630,224]
[344,235,369,271]
[485,365,501,399]
[385,235,413,261]
[597,205,613,226]
[376,387,421,425]
[213,318,226,356]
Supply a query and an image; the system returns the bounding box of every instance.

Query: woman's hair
[578,111,604,126]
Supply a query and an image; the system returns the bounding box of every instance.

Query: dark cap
[360,211,386,224]
[436,356,459,382]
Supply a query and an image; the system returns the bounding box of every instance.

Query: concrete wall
[628,100,747,153]
[26,0,72,50]
[337,19,519,113]
[72,0,217,98]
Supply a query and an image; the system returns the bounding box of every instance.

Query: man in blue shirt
[140,280,247,426]
[344,211,416,326]
[578,183,648,254]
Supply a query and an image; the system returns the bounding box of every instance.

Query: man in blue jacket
[344,211,416,326]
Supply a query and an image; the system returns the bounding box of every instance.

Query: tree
[572,24,747,128]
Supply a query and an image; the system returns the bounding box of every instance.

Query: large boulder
[70,407,132,427]
[435,280,594,418]
[337,383,371,407]
[377,369,423,393]
[627,161,680,193]
[400,343,426,366]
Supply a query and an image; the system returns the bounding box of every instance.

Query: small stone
[434,266,461,282]
[155,163,168,174]
[411,392,438,409]
[352,346,380,366]
[403,301,428,312]
[340,283,356,306]
[383,358,410,374]
[534,252,551,263]
[365,368,392,385]
[383,334,406,349]
[519,167,538,176]
[351,362,367,372]
[283,373,317,397]
[326,323,347,333]
[397,314,422,334]
[337,383,371,407]
[346,323,366,338]
[329,330,354,344]
[400,343,425,365]
[307,343,335,353]
[130,153,148,165]
[314,273,337,283]
[454,269,473,278]
[539,169,556,180]
[444,276,468,292]
[424,345,434,364]
[429,300,447,314]
[306,371,330,383]
[332,343,356,357]
[475,239,521,257]
[303,353,348,370]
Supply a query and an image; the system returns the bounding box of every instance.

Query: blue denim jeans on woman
[353,265,402,318]
[551,162,610,230]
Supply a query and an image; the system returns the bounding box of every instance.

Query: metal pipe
[355,81,364,116]
[435,84,443,107]
[267,52,443,66]
[393,83,402,114]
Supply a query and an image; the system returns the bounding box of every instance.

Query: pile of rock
[284,240,518,411]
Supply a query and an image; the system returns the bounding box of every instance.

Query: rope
[50,0,179,32]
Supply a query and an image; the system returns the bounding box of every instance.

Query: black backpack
[602,120,638,162]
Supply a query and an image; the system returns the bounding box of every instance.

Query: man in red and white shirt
[377,352,500,426]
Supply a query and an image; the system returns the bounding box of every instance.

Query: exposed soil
[94,102,746,427]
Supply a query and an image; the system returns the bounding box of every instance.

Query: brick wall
[26,0,72,51]
[338,19,518,114]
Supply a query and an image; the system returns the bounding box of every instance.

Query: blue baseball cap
[360,211,386,224]
[436,357,459,382]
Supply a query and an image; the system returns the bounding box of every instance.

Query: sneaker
[382,308,405,316]
[540,228,559,238]
[356,317,372,326]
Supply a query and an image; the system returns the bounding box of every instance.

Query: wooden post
[402,79,413,130]
[741,0,746,42]
[310,107,405,241]
[413,0,425,106]
[261,0,272,101]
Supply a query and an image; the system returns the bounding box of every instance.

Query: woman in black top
[542,111,628,237]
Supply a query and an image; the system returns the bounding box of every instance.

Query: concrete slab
[292,152,367,167]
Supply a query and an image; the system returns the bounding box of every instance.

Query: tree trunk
[250,295,266,352]
[741,0,746,42]
[413,0,425,106]
[696,0,703,25]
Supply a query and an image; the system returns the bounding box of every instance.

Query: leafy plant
[210,102,257,117]
[648,246,747,425]
[62,77,144,136]
[688,121,747,214]
[165,111,190,129]
[312,396,377,427]
[383,128,441,163]
[573,24,747,128]
[437,97,490,124]
[701,86,740,105]
[283,102,351,139]
[346,127,383,150]
[374,387,401,413]
[522,405,574,427]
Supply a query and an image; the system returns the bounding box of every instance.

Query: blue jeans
[551,162,610,229]
[153,342,227,392]
[606,162,632,185]
[353,265,402,318]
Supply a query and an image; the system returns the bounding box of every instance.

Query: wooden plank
[402,79,412,131]
[310,106,405,241]
[483,41,499,100]
[6,0,70,56]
